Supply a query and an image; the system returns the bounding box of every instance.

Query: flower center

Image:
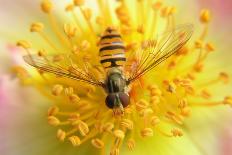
[15,0,231,154]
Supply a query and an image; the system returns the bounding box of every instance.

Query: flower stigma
[15,0,231,154]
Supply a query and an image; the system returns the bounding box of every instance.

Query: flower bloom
[14,0,231,154]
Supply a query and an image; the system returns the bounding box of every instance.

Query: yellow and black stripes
[99,27,126,68]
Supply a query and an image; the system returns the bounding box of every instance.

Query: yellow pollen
[57,129,66,141]
[91,138,105,149]
[41,0,53,13]
[69,136,81,146]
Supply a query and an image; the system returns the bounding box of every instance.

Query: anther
[171,128,183,137]
[152,1,162,10]
[30,22,44,32]
[136,99,149,111]
[139,108,153,117]
[150,96,160,106]
[48,116,60,126]
[83,8,92,20]
[205,42,215,52]
[150,116,160,126]
[178,98,188,109]
[52,55,65,62]
[113,130,125,139]
[73,0,85,6]
[57,129,66,141]
[65,4,74,12]
[37,49,46,57]
[81,40,90,51]
[127,138,135,151]
[16,40,31,49]
[120,119,133,130]
[200,89,211,99]
[48,106,59,116]
[52,84,63,96]
[41,0,53,13]
[194,40,203,48]
[64,87,74,96]
[103,122,114,132]
[78,121,89,136]
[69,94,81,103]
[64,23,77,38]
[91,138,104,149]
[69,136,81,146]
[110,147,120,155]
[141,128,153,137]
[223,96,232,107]
[200,9,211,23]
[219,72,229,84]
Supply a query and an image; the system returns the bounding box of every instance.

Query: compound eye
[119,93,130,108]
[105,94,115,109]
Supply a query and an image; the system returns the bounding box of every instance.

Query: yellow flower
[14,0,231,154]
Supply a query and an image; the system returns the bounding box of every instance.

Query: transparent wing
[126,24,194,83]
[23,55,104,86]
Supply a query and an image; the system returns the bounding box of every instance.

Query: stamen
[51,84,63,96]
[48,116,60,126]
[48,106,59,116]
[69,136,81,146]
[127,138,135,151]
[78,121,90,136]
[113,130,125,139]
[91,138,105,149]
[141,128,153,137]
[57,129,66,141]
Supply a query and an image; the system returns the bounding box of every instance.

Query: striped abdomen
[99,27,126,69]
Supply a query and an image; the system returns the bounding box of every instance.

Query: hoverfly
[24,24,193,115]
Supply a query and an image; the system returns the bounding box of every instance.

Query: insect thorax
[105,68,127,94]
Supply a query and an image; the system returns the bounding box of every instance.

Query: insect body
[99,28,129,114]
[24,24,193,115]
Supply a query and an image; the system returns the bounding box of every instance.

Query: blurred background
[0,0,232,155]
